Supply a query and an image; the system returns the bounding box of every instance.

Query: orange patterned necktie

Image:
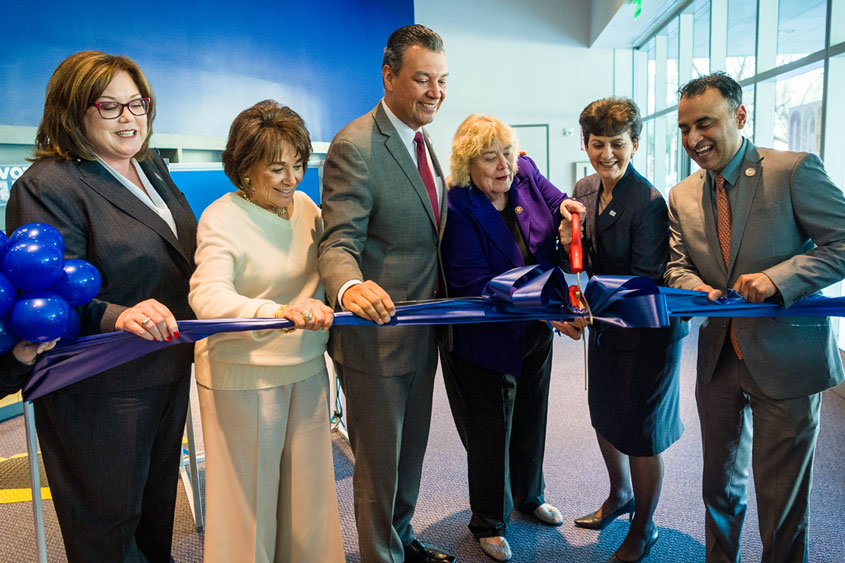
[715,173,743,360]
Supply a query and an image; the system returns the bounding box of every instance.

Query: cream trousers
[198,369,344,563]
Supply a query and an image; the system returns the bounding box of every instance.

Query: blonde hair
[449,114,519,188]
[34,50,155,162]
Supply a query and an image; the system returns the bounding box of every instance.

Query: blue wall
[0,0,414,142]
[171,166,321,216]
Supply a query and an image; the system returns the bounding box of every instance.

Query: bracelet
[274,305,295,333]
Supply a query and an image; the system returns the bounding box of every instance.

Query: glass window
[726,0,757,80]
[644,119,655,183]
[822,52,845,344]
[833,0,845,46]
[742,85,755,141]
[665,113,680,190]
[665,17,680,107]
[769,62,824,154]
[777,0,826,65]
[646,38,657,115]
[692,0,711,77]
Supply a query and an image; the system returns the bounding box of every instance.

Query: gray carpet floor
[2,319,845,561]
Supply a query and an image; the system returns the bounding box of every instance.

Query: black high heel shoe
[605,526,659,562]
[573,497,635,530]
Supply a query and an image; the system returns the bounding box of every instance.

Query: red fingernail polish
[166,336,172,342]
[173,331,180,339]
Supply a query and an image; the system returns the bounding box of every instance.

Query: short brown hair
[579,97,642,146]
[34,50,155,162]
[449,114,519,188]
[221,100,312,189]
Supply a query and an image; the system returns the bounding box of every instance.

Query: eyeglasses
[90,97,151,119]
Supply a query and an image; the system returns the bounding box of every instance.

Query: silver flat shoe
[479,536,512,561]
[533,503,563,526]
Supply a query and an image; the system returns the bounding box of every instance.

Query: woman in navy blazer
[6,51,197,563]
[440,114,583,561]
[557,98,687,563]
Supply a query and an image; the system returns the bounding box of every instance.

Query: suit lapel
[582,189,599,256]
[374,105,440,232]
[728,143,763,274]
[596,166,638,236]
[77,158,192,266]
[596,192,625,235]
[509,178,533,250]
[467,187,521,268]
[138,157,195,265]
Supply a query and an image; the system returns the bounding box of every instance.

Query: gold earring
[243,177,250,185]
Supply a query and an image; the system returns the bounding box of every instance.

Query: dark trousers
[34,377,190,563]
[440,322,553,538]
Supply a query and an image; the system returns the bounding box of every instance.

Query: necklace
[237,190,288,218]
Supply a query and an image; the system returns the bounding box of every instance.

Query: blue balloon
[0,230,9,260]
[9,222,65,255]
[50,259,102,306]
[11,291,70,343]
[0,313,19,355]
[60,308,81,342]
[0,272,16,317]
[3,240,64,290]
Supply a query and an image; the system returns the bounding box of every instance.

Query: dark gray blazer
[666,142,845,398]
[5,152,197,393]
[318,103,447,375]
[565,165,687,350]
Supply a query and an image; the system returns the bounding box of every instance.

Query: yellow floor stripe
[0,452,31,462]
[0,487,52,504]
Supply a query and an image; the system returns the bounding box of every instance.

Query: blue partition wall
[171,166,321,217]
[1,0,414,221]
[0,0,414,143]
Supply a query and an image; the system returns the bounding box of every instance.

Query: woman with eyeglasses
[6,51,198,562]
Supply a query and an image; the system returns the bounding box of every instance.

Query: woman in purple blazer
[440,114,583,562]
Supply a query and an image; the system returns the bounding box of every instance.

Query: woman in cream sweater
[189,100,343,563]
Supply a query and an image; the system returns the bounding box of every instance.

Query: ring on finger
[302,310,313,321]
[141,317,152,327]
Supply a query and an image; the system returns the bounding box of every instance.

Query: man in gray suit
[319,25,455,563]
[666,71,845,562]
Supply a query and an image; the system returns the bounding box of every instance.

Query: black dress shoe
[404,539,457,563]
[574,497,635,530]
[605,527,659,562]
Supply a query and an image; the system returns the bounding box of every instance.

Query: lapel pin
[609,210,616,217]
[514,206,524,215]
[745,168,756,177]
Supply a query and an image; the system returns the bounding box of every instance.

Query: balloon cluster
[0,223,102,354]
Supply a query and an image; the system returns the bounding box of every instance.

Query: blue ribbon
[22,265,845,401]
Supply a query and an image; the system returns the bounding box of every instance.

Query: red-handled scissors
[569,212,583,274]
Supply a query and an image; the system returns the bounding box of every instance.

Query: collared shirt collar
[380,98,418,159]
[96,155,179,238]
[708,137,747,188]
